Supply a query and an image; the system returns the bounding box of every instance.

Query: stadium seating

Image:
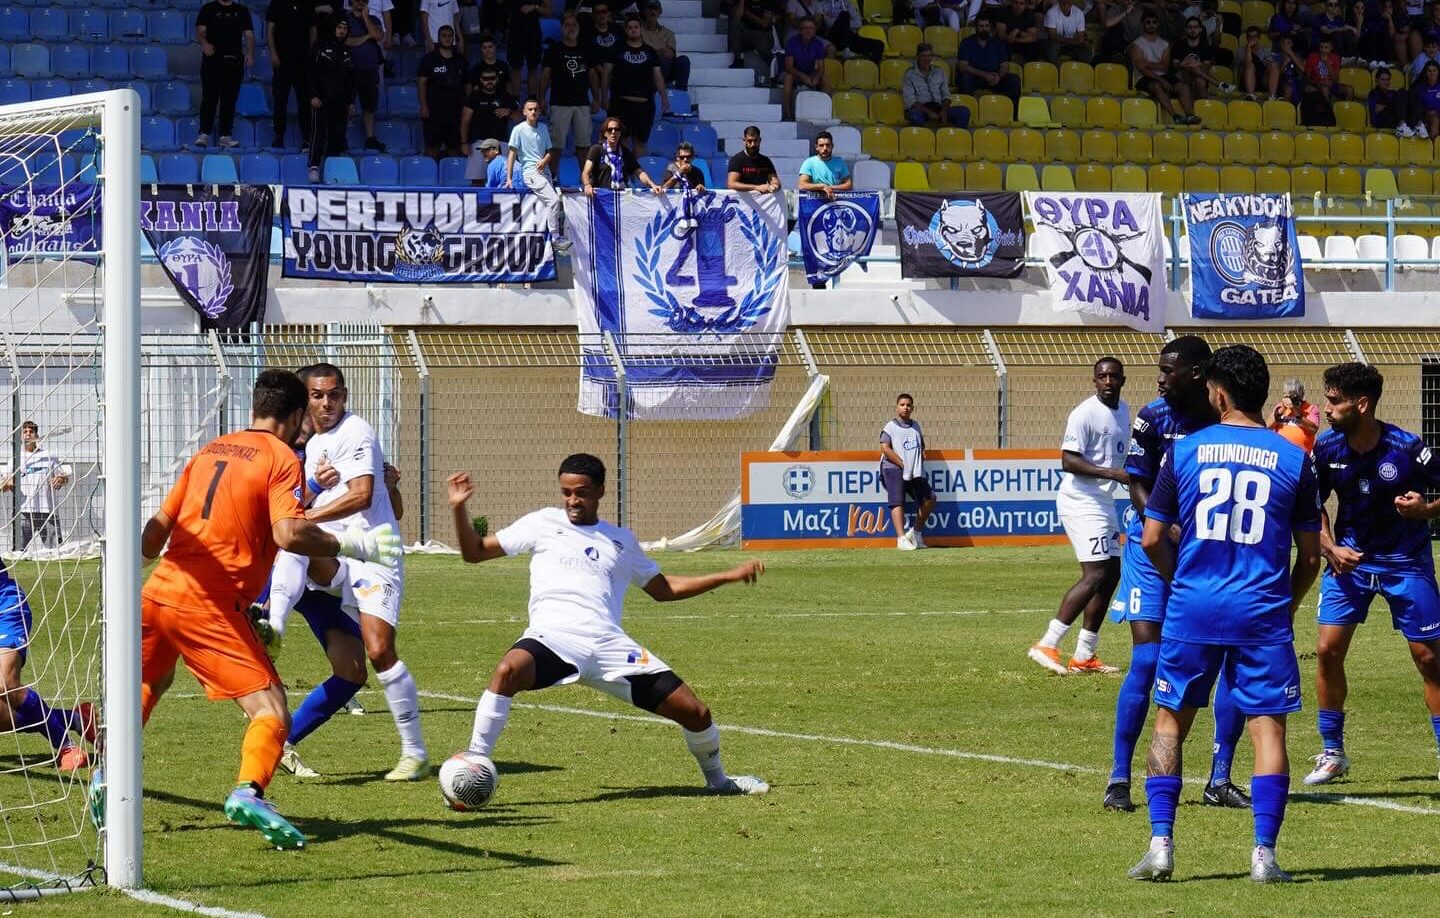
[898,126,935,162]
[11,44,47,80]
[152,9,189,44]
[965,161,1001,190]
[201,154,239,184]
[928,160,963,190]
[936,127,970,160]
[397,156,436,187]
[158,153,199,184]
[894,161,928,191]
[1041,164,1074,191]
[1047,129,1081,162]
[360,155,400,186]
[439,156,468,187]
[280,153,310,185]
[50,44,88,79]
[862,126,898,161]
[239,153,281,184]
[852,158,890,190]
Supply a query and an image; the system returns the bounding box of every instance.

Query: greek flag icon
[784,466,813,499]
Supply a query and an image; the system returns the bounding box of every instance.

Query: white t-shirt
[305,412,399,534]
[1058,395,1130,500]
[881,418,925,479]
[1044,4,1087,38]
[497,507,661,636]
[420,0,459,42]
[17,446,62,514]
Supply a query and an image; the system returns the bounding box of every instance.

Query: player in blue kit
[1103,336,1251,813]
[1303,362,1440,785]
[1128,345,1322,884]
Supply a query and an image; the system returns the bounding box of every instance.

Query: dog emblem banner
[565,189,791,420]
[142,185,273,330]
[1184,193,1304,319]
[0,184,100,256]
[798,191,879,285]
[895,192,1025,278]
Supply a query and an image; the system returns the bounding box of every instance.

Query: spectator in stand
[306,17,355,182]
[585,3,623,100]
[1181,0,1222,43]
[195,0,255,149]
[1266,33,1304,102]
[1360,0,1402,71]
[660,140,706,191]
[418,24,467,158]
[476,137,508,185]
[1413,59,1440,138]
[1370,66,1412,131]
[641,1,692,89]
[1268,379,1321,453]
[603,15,671,154]
[1238,25,1267,98]
[1099,0,1147,64]
[462,68,520,182]
[583,117,665,192]
[421,0,464,51]
[370,0,396,49]
[1417,2,1440,59]
[785,0,883,63]
[1172,16,1230,101]
[1412,34,1440,79]
[506,0,549,101]
[913,0,961,31]
[345,0,388,151]
[996,0,1043,62]
[730,0,782,85]
[1301,35,1351,125]
[782,17,831,121]
[1311,0,1355,61]
[1268,0,1307,56]
[468,34,513,94]
[505,100,569,251]
[541,13,601,171]
[1044,0,1093,65]
[267,0,317,151]
[727,125,781,193]
[957,14,1022,108]
[797,130,851,201]
[1130,14,1200,123]
[904,44,969,125]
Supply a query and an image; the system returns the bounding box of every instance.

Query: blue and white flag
[798,191,879,285]
[564,190,791,420]
[0,184,100,256]
[1024,192,1167,333]
[1184,193,1304,319]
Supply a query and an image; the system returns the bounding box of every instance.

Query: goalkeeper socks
[1144,774,1182,839]
[290,675,364,746]
[1317,708,1345,753]
[236,714,287,792]
[1210,673,1245,785]
[1038,618,1070,650]
[683,724,727,787]
[377,661,426,759]
[1110,641,1159,783]
[13,690,70,750]
[1250,773,1290,848]
[469,691,512,756]
[1072,628,1100,663]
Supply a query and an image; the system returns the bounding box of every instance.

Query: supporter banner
[1184,192,1305,320]
[895,192,1025,278]
[741,449,1128,549]
[564,190,790,420]
[1024,192,1167,332]
[798,191,879,285]
[280,186,556,283]
[0,184,100,256]
[142,185,273,330]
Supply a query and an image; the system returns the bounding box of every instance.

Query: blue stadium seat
[359,154,399,185]
[709,157,728,186]
[540,17,561,44]
[0,79,29,106]
[637,155,667,182]
[31,79,70,102]
[141,116,178,152]
[172,0,205,9]
[694,158,713,186]
[51,44,89,79]
[438,155,467,186]
[107,8,144,40]
[227,118,256,148]
[386,85,419,117]
[252,48,273,82]
[119,81,154,113]
[76,152,98,183]
[55,0,89,9]
[661,89,692,117]
[239,152,280,183]
[75,9,111,41]
[389,48,420,81]
[93,45,131,80]
[11,44,48,79]
[150,9,189,44]
[158,153,199,183]
[399,155,437,186]
[174,115,200,144]
[680,123,718,156]
[279,153,310,185]
[0,8,27,42]
[131,46,168,80]
[200,154,238,183]
[0,45,10,79]
[154,80,192,115]
[323,156,359,184]
[375,120,412,154]
[648,121,680,153]
[29,8,69,41]
[140,154,159,183]
[73,78,111,96]
[557,157,580,188]
[236,83,270,116]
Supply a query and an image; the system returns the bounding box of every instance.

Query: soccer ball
[438,752,498,811]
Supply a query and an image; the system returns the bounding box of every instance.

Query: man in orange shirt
[1270,377,1322,452]
[131,368,400,849]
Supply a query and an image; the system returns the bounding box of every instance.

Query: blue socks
[1318,708,1345,753]
[1251,773,1290,848]
[1145,774,1183,838]
[289,675,363,746]
[13,690,72,751]
[1111,641,1160,783]
[1209,673,1245,785]
[1430,715,1440,754]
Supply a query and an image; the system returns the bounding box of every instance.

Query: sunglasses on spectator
[603,126,622,133]
[676,155,692,160]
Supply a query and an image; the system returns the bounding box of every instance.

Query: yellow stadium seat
[1024,61,1059,94]
[822,58,844,90]
[1213,64,1236,85]
[1262,99,1297,130]
[1260,130,1294,165]
[952,93,979,120]
[1153,129,1188,166]
[886,24,919,58]
[1220,165,1256,193]
[1042,128,1080,163]
[870,91,905,125]
[1255,165,1290,193]
[1117,129,1152,163]
[1121,97,1158,129]
[928,161,965,191]
[843,59,879,91]
[1112,163,1147,191]
[1322,200,1363,237]
[975,94,1015,127]
[1082,129,1117,164]
[832,90,869,124]
[1227,99,1263,131]
[1088,97,1123,128]
[1334,100,1368,132]
[1400,136,1434,165]
[1330,132,1364,165]
[1189,131,1223,165]
[1060,61,1095,95]
[1005,163,1041,190]
[1193,99,1227,131]
[1075,163,1111,191]
[1017,96,1054,128]
[1291,165,1325,196]
[965,161,1003,190]
[1051,95,1087,129]
[893,160,930,190]
[1009,127,1045,162]
[1041,164,1076,190]
[1365,167,1399,198]
[1224,131,1260,165]
[1366,132,1400,167]
[1148,164,1183,195]
[923,25,958,59]
[1095,62,1131,97]
[1242,0,1274,29]
[1291,195,1315,228]
[1184,165,1220,192]
[936,126,972,160]
[1398,166,1433,195]
[861,125,899,160]
[973,127,1009,162]
[863,0,892,22]
[1328,166,1363,196]
[1294,131,1330,165]
[958,25,974,40]
[1338,67,1371,99]
[1219,0,1241,14]
[878,58,908,90]
[898,126,937,161]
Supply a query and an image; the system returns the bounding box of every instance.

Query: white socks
[1038,618,1071,650]
[266,551,310,637]
[1073,628,1100,663]
[684,724,728,788]
[376,661,426,758]
[469,690,512,756]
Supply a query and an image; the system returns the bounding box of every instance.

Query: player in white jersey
[1029,358,1132,675]
[448,453,770,796]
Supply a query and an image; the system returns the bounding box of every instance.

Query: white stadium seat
[1323,234,1360,269]
[829,125,863,159]
[1354,234,1388,266]
[852,159,891,191]
[1298,234,1324,265]
[795,91,835,126]
[1395,233,1431,265]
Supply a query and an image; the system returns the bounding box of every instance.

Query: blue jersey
[1313,422,1440,574]
[0,560,22,612]
[1122,397,1214,538]
[1146,424,1322,645]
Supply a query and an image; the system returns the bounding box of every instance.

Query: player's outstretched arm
[447,472,507,563]
[1289,528,1323,618]
[1140,517,1177,583]
[642,559,764,603]
[305,474,375,524]
[272,518,402,568]
[140,510,176,561]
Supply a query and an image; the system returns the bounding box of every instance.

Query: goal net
[0,91,141,896]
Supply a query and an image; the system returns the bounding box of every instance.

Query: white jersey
[1058,394,1130,501]
[881,418,925,479]
[305,412,398,534]
[497,507,661,636]
[17,447,62,514]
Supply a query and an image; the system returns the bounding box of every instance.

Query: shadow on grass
[1294,789,1440,806]
[1291,863,1440,881]
[507,784,723,806]
[315,760,564,788]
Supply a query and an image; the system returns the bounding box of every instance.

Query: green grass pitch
[19,548,1440,916]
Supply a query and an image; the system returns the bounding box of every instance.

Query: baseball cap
[478,138,501,151]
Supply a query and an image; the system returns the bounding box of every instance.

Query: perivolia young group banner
[0,184,101,256]
[797,191,880,285]
[1183,192,1305,319]
[895,191,1025,278]
[141,184,273,330]
[281,186,556,283]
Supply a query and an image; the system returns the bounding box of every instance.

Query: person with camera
[1269,377,1322,452]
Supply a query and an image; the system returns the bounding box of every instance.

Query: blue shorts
[295,590,361,649]
[1108,528,1169,624]
[1318,567,1440,642]
[1154,639,1302,716]
[0,592,32,662]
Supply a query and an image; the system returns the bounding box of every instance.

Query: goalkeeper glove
[246,603,283,662]
[337,522,403,568]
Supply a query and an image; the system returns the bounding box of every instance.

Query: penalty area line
[0,861,269,918]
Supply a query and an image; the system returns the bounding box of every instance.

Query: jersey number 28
[1195,468,1271,545]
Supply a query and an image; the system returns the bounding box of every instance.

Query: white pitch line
[0,861,268,918]
[418,608,1051,626]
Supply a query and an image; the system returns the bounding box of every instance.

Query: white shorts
[1056,490,1121,562]
[347,558,404,627]
[520,625,672,707]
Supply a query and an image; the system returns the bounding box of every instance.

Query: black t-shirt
[666,162,704,186]
[585,142,640,186]
[198,0,254,57]
[468,58,514,91]
[609,43,660,98]
[506,0,541,37]
[727,150,777,186]
[544,42,597,106]
[995,5,1039,41]
[266,0,315,66]
[419,50,468,106]
[1173,35,1214,67]
[464,89,518,142]
[584,24,622,63]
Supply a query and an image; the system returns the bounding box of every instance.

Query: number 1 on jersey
[201,461,228,520]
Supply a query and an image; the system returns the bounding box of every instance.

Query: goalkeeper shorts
[141,597,279,701]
